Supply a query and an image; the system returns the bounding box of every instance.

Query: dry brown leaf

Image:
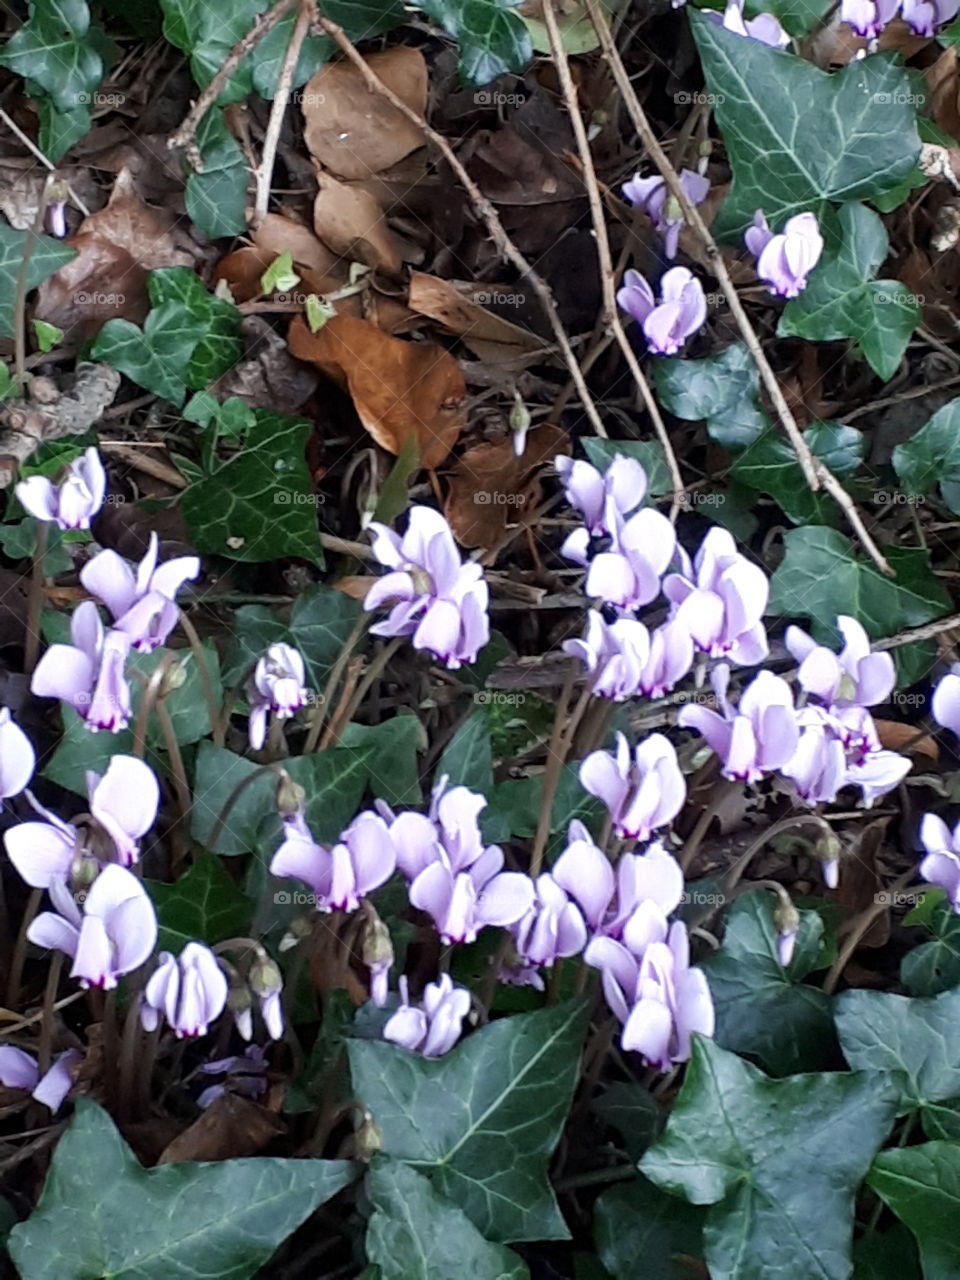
[408,271,545,364]
[897,246,960,338]
[803,13,928,68]
[836,817,891,951]
[34,236,151,341]
[925,46,960,141]
[157,1093,284,1164]
[289,312,465,468]
[443,425,568,548]
[313,172,406,275]
[211,315,319,413]
[214,213,349,302]
[875,718,939,760]
[469,124,580,206]
[303,48,427,180]
[72,167,197,271]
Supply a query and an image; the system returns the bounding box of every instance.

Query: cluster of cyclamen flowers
[840,0,957,38]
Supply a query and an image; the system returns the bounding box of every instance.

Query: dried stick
[315,16,609,439]
[542,0,686,515]
[255,0,313,222]
[584,0,893,576]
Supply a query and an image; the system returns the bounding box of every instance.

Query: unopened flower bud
[276,771,305,816]
[158,658,190,698]
[69,847,99,895]
[774,895,801,968]
[249,956,282,998]
[279,913,314,952]
[354,1109,382,1161]
[816,833,842,890]
[509,398,531,458]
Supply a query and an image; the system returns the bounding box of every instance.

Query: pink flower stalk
[511,873,588,969]
[621,169,710,259]
[840,0,899,36]
[365,506,489,669]
[900,0,959,32]
[918,814,960,911]
[707,0,790,44]
[80,532,200,653]
[141,943,229,1038]
[383,974,471,1058]
[745,211,824,299]
[555,455,646,535]
[270,809,396,914]
[5,754,159,887]
[248,643,309,750]
[562,506,677,612]
[0,1045,81,1113]
[678,666,799,784]
[31,601,131,732]
[0,707,35,797]
[563,611,652,701]
[616,266,707,356]
[785,616,895,713]
[663,527,769,665]
[28,864,157,990]
[579,732,686,843]
[16,448,106,531]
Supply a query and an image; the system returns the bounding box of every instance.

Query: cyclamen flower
[511,873,587,969]
[45,201,68,239]
[932,669,960,739]
[270,809,396,914]
[555,455,646,535]
[621,169,710,259]
[0,1045,81,1113]
[16,447,106,531]
[384,974,471,1058]
[197,1046,268,1110]
[409,844,533,945]
[563,506,677,612]
[28,864,157,990]
[679,666,799,784]
[840,0,899,36]
[580,732,686,843]
[365,506,489,670]
[641,618,696,698]
[900,0,959,33]
[617,266,707,356]
[918,814,960,911]
[31,601,131,732]
[5,755,160,887]
[745,211,824,299]
[707,0,790,44]
[845,749,911,808]
[388,780,489,878]
[141,943,229,1038]
[0,707,36,797]
[248,955,285,1040]
[781,711,849,805]
[248,643,309,750]
[786,616,895,713]
[663,527,769,665]
[80,532,200,653]
[563,612,652,701]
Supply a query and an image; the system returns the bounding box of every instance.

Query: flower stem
[177,610,225,748]
[153,699,192,869]
[207,764,285,852]
[530,662,581,878]
[37,952,63,1074]
[23,521,49,676]
[303,614,369,753]
[6,887,42,1007]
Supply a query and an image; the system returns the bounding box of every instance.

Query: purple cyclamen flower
[511,873,587,969]
[707,0,790,44]
[679,665,799,784]
[5,754,159,887]
[555,455,647,535]
[32,602,131,732]
[197,1045,268,1109]
[932,669,960,739]
[28,864,158,989]
[0,707,36,797]
[0,1045,81,1113]
[840,0,900,36]
[248,643,308,750]
[663,527,769,665]
[745,210,824,299]
[900,0,959,32]
[641,618,695,698]
[562,505,677,613]
[844,749,911,808]
[271,809,396,913]
[80,532,200,654]
[616,266,707,356]
[918,814,960,912]
[365,506,489,670]
[621,169,710,260]
[247,954,285,1040]
[16,448,106,531]
[786,616,894,711]
[579,732,686,843]
[409,843,534,945]
[383,974,471,1058]
[141,942,229,1038]
[45,200,68,239]
[563,611,652,702]
[781,709,849,805]
[388,780,489,879]
[777,922,798,967]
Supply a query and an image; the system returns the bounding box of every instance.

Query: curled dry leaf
[835,817,892,952]
[874,718,939,761]
[302,48,427,181]
[443,424,568,548]
[214,212,348,302]
[0,362,120,486]
[407,271,545,364]
[313,172,407,275]
[288,312,466,469]
[925,46,960,142]
[156,1093,285,1165]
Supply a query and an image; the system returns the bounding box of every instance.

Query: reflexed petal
[579,748,629,819]
[0,1045,40,1090]
[0,710,35,798]
[622,997,673,1066]
[4,821,75,887]
[553,833,614,929]
[71,915,114,987]
[27,910,79,958]
[15,477,58,523]
[80,550,137,620]
[89,755,160,851]
[31,644,95,708]
[933,672,960,737]
[476,871,535,927]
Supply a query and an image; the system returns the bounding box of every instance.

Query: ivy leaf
[893,398,960,515]
[417,0,533,86]
[146,851,252,953]
[730,422,864,526]
[640,1038,900,1280]
[366,1158,529,1280]
[868,1142,960,1279]
[691,13,921,239]
[836,988,960,1138]
[652,343,767,450]
[757,0,833,36]
[348,1000,588,1242]
[700,891,837,1075]
[852,1224,922,1280]
[768,526,950,649]
[8,1099,356,1280]
[901,892,960,997]
[147,267,242,389]
[594,1177,704,1280]
[591,1082,664,1161]
[323,0,406,38]
[89,302,206,406]
[778,203,919,382]
[581,438,673,502]
[437,709,494,794]
[483,766,602,846]
[0,224,76,339]
[222,583,361,690]
[36,98,92,163]
[160,0,260,102]
[184,109,248,239]
[251,18,333,98]
[339,716,425,807]
[180,410,323,565]
[0,0,103,115]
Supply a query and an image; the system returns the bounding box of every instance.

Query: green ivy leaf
[185,109,248,239]
[160,0,260,103]
[417,0,533,86]
[640,1038,900,1280]
[867,1142,960,1279]
[437,709,494,794]
[222,585,361,691]
[147,267,242,389]
[180,409,323,565]
[901,893,960,997]
[590,1083,664,1161]
[0,0,104,115]
[339,716,425,807]
[8,1099,356,1280]
[778,203,919,382]
[323,0,407,38]
[730,422,864,526]
[88,302,206,405]
[652,343,767,450]
[893,398,960,514]
[594,1177,704,1280]
[691,13,921,239]
[701,891,837,1075]
[36,98,91,163]
[366,1158,529,1280]
[0,223,76,339]
[581,438,673,502]
[483,766,602,845]
[768,526,950,649]
[852,1224,922,1280]
[348,1000,588,1242]
[752,0,833,36]
[146,851,252,953]
[251,18,333,98]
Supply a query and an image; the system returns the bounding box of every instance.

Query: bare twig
[255,0,313,222]
[874,612,960,651]
[0,107,91,216]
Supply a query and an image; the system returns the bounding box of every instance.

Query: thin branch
[255,0,313,222]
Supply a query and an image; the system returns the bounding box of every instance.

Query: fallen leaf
[925,46,960,142]
[896,246,960,339]
[875,718,939,761]
[157,1093,284,1164]
[70,167,197,272]
[407,271,544,364]
[303,48,427,180]
[836,817,891,951]
[468,121,580,206]
[215,213,349,302]
[289,312,465,468]
[443,425,568,547]
[313,172,406,274]
[211,314,319,413]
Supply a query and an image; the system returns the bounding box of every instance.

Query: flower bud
[279,913,314,952]
[773,895,801,968]
[276,771,305,816]
[816,833,842,890]
[248,956,282,999]
[158,657,190,698]
[354,1109,383,1161]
